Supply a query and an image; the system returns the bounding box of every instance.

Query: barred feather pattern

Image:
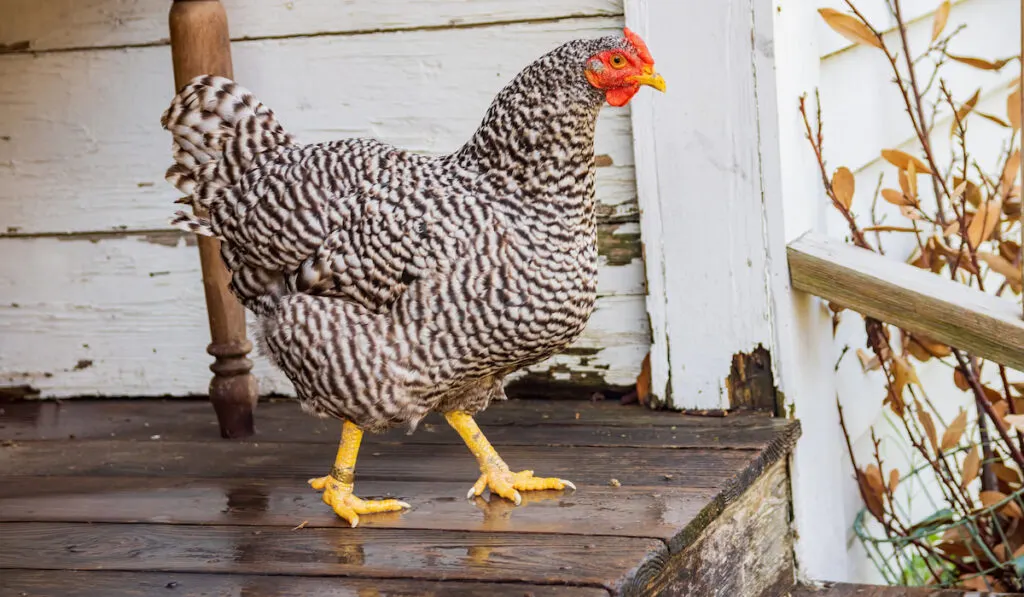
[162,35,638,432]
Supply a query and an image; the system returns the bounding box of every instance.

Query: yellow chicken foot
[308,420,410,527]
[444,410,575,505]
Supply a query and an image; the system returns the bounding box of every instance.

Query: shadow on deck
[0,398,800,596]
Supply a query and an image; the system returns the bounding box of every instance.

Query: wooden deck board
[0,399,800,596]
[0,477,716,539]
[0,569,612,597]
[0,440,761,488]
[0,399,794,447]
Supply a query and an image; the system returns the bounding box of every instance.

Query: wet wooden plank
[0,477,714,540]
[0,440,756,489]
[0,569,611,597]
[0,522,663,591]
[0,399,797,448]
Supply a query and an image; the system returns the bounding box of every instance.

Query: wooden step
[0,398,800,597]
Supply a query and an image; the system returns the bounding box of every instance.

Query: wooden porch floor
[0,399,799,596]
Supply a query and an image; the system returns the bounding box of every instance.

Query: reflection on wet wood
[0,440,757,488]
[0,477,717,539]
[0,399,801,596]
[0,569,612,597]
[0,522,663,589]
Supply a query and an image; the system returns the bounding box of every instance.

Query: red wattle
[606,86,639,107]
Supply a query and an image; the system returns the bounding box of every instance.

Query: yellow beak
[629,66,666,92]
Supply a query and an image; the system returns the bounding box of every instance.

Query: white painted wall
[0,1,649,397]
[773,0,1021,584]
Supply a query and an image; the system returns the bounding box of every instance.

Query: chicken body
[163,32,663,523]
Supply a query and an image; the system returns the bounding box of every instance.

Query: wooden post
[169,0,259,439]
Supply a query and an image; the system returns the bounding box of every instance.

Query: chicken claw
[467,465,576,505]
[308,475,410,527]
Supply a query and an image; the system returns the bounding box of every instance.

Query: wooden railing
[787,233,1024,372]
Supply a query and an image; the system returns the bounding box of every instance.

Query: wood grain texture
[0,399,799,449]
[0,569,612,597]
[0,522,664,589]
[0,234,647,397]
[0,18,636,236]
[0,0,623,52]
[0,440,757,489]
[168,0,258,440]
[638,460,793,597]
[0,476,716,539]
[624,0,780,409]
[787,232,1024,372]
[0,399,800,596]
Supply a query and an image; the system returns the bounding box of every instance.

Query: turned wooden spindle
[169,0,259,438]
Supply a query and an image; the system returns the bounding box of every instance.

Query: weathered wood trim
[625,460,794,597]
[625,0,785,410]
[787,232,1024,372]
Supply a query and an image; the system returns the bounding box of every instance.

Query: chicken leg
[445,411,575,505]
[308,420,410,526]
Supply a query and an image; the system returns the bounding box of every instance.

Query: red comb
[623,27,654,65]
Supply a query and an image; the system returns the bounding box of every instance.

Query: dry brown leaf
[994,400,1010,421]
[857,469,886,520]
[857,348,881,371]
[939,409,967,452]
[931,1,950,41]
[1005,414,1024,433]
[862,225,918,233]
[977,111,1011,127]
[888,468,899,495]
[992,462,1022,485]
[917,408,939,453]
[1010,87,1022,131]
[952,177,983,208]
[818,8,882,49]
[947,54,1014,70]
[899,205,922,221]
[950,88,981,137]
[893,356,919,393]
[967,197,1003,248]
[831,167,855,210]
[978,252,1023,290]
[880,188,913,207]
[954,368,970,391]
[917,336,952,358]
[881,188,913,207]
[881,149,933,174]
[1001,149,1021,196]
[962,445,980,488]
[980,490,1024,518]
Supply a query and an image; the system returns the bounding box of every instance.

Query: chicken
[161,28,664,526]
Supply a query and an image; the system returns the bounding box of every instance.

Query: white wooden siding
[773,0,1021,584]
[0,0,622,51]
[0,4,650,398]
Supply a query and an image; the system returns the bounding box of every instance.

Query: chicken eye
[609,54,627,69]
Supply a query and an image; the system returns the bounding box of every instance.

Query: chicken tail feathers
[170,210,214,237]
[161,75,296,213]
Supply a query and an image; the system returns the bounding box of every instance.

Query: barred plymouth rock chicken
[162,28,664,526]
